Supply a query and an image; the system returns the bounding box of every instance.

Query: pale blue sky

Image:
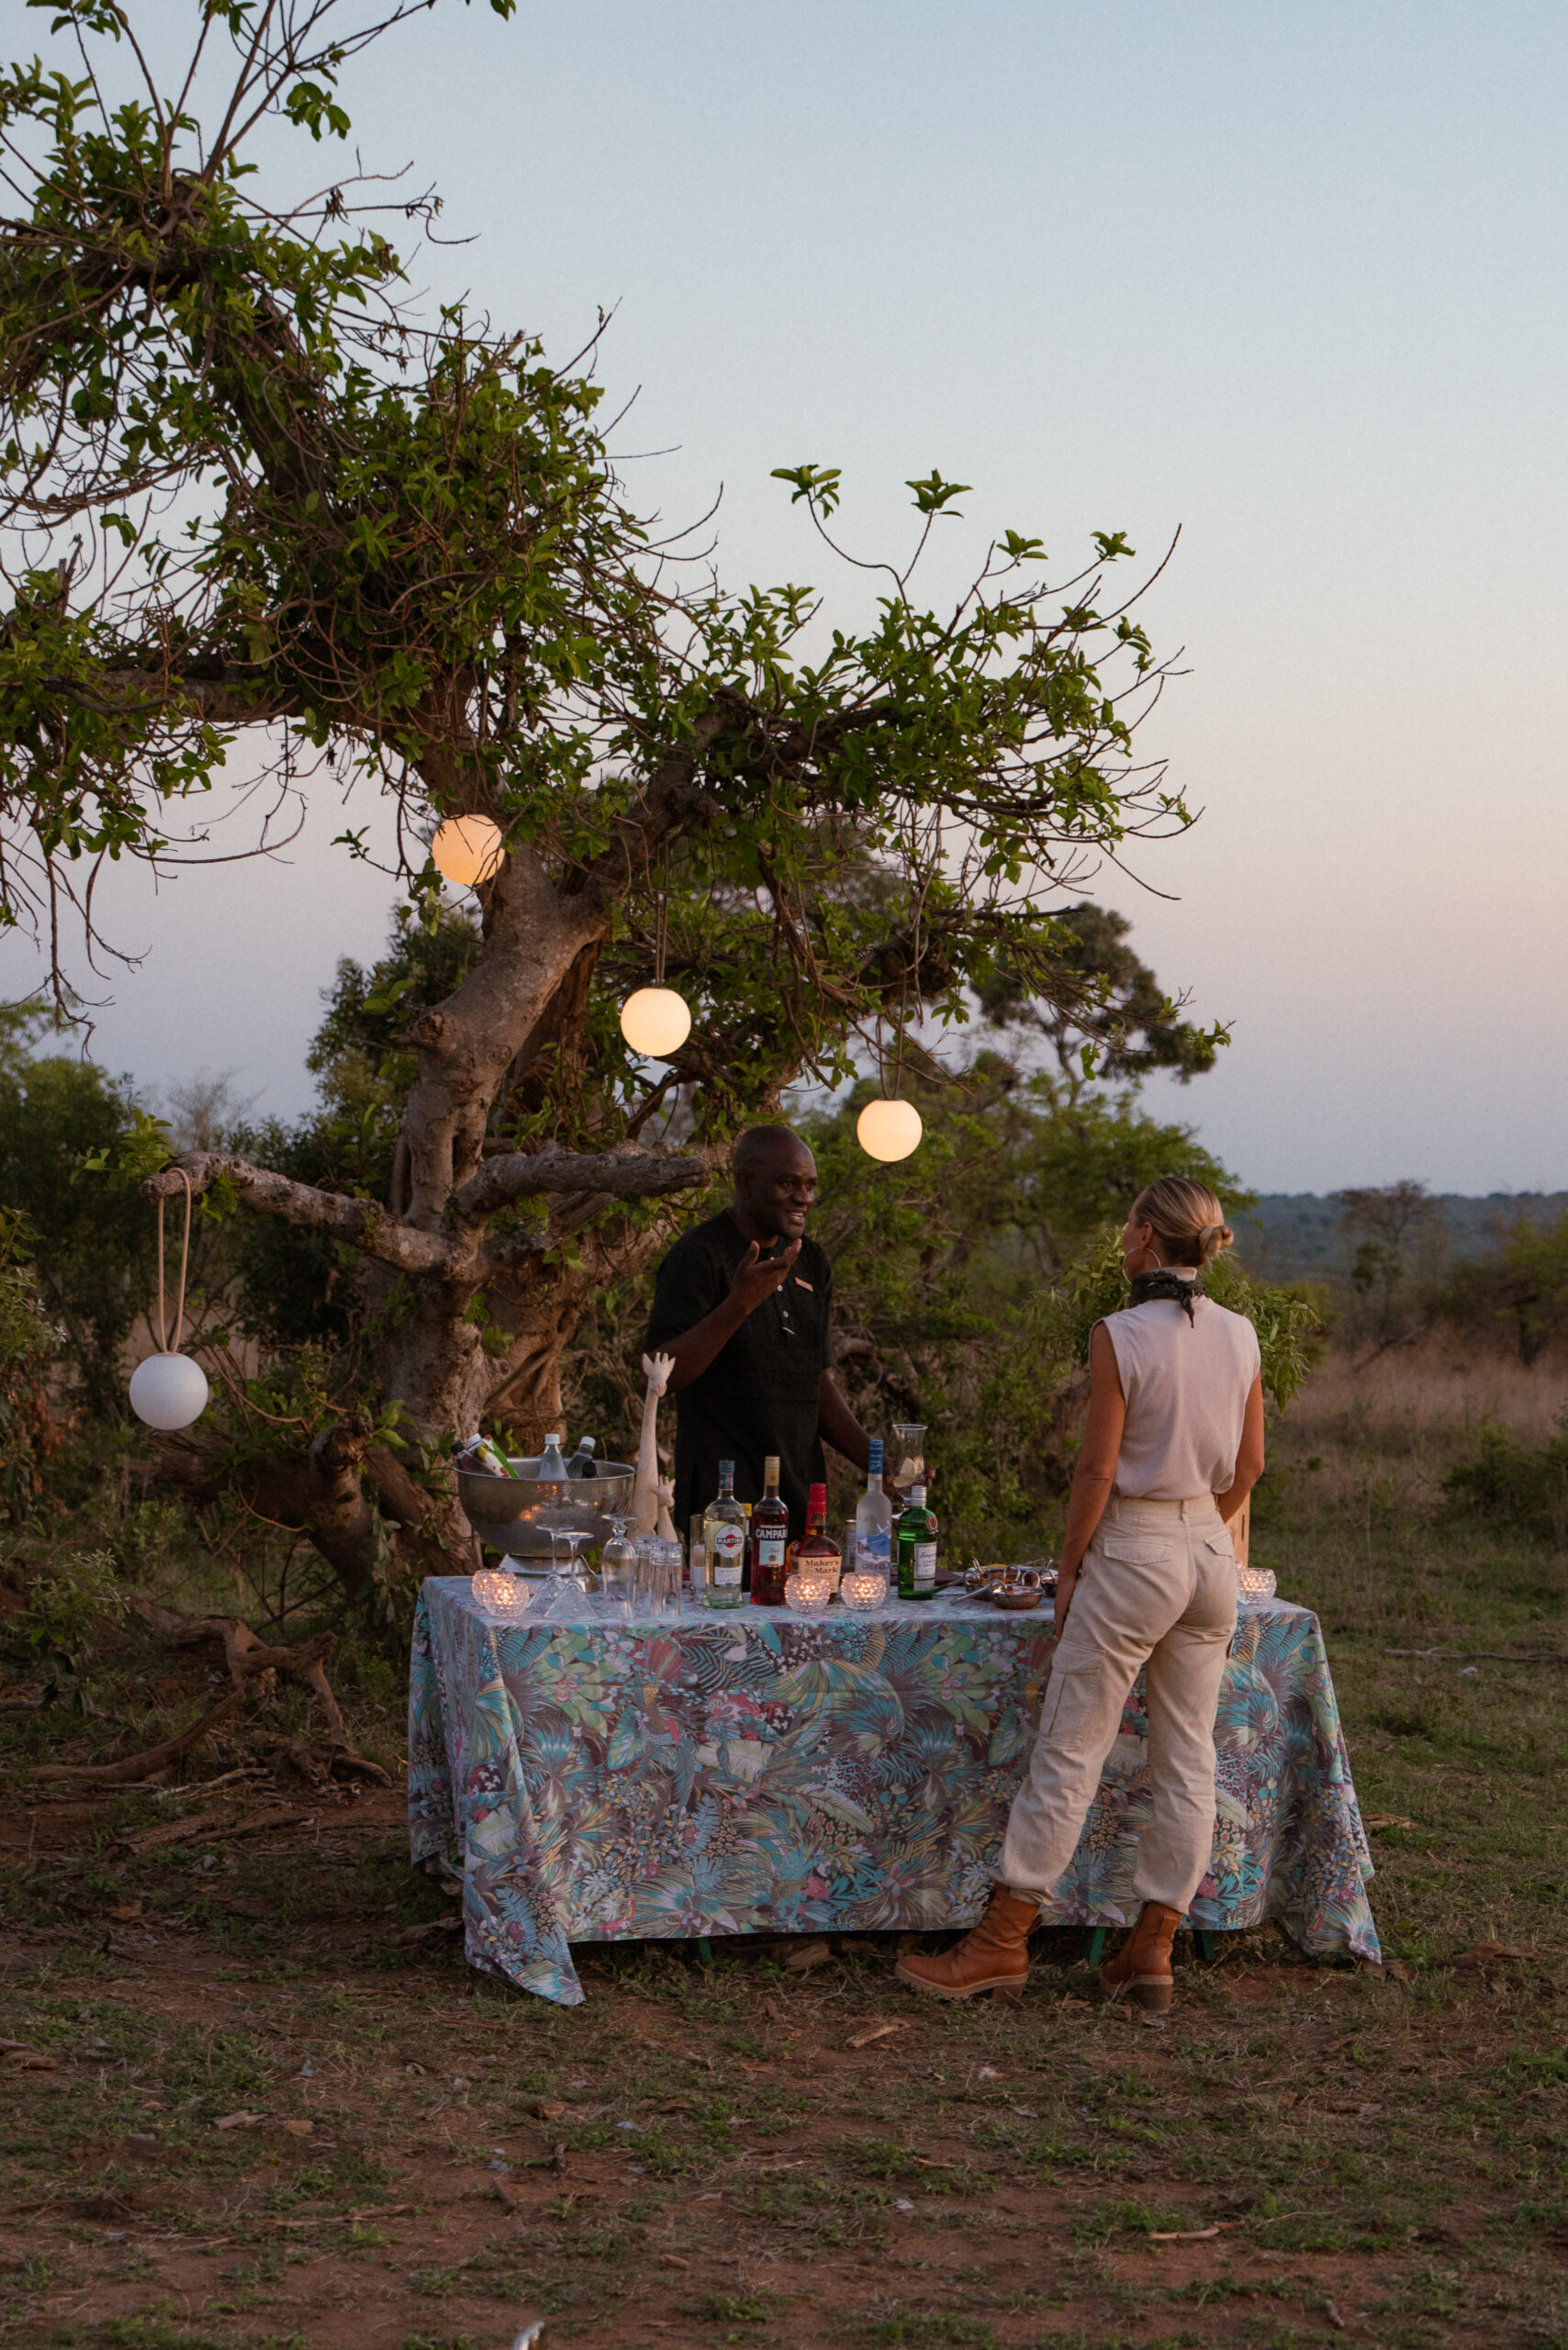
[6,1,1566,1191]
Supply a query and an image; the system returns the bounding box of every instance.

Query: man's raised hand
[729,1238,801,1315]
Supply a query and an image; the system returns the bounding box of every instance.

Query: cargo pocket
[1040,1655,1104,1740]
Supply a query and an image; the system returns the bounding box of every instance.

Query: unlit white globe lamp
[129,1352,210,1432]
[431,814,505,889]
[857,1097,923,1162]
[620,987,692,1058]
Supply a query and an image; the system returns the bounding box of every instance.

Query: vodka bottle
[537,1432,569,1483]
[566,1438,599,1479]
[786,1483,841,1595]
[702,1460,747,1610]
[855,1439,893,1576]
[749,1456,790,1606]
[896,1485,938,1600]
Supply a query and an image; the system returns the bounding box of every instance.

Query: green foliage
[0,1201,62,1520]
[0,1004,165,1416]
[1441,1414,1568,1545]
[3,1542,123,1707]
[1439,1205,1568,1367]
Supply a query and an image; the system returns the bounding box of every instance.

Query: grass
[2,1343,1566,2347]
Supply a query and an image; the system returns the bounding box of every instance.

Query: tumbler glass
[636,1535,682,1617]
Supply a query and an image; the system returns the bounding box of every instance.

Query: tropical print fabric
[409,1582,1380,2007]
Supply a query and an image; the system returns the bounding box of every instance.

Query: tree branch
[451,1147,707,1228]
[141,1153,453,1276]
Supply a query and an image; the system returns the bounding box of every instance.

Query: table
[409,1582,1381,2007]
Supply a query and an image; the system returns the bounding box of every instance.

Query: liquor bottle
[457,1433,515,1478]
[855,1439,893,1576]
[566,1438,599,1479]
[786,1483,842,1595]
[897,1486,938,1600]
[749,1456,790,1606]
[702,1460,747,1610]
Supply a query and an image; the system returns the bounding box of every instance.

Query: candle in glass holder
[784,1571,831,1615]
[471,1569,530,1614]
[840,1569,888,1612]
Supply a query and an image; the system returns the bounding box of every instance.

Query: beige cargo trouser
[998,1493,1238,1914]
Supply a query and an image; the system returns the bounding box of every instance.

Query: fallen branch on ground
[129,1600,348,1736]
[27,1690,246,1785]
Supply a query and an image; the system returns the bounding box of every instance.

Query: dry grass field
[1,1344,1564,2350]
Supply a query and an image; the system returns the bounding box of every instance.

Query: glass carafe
[891,1423,926,1488]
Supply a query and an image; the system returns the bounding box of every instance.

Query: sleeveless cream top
[1100,1280,1260,1499]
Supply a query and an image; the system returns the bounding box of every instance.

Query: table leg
[1083,1927,1107,1967]
[1194,1929,1217,1964]
[696,1938,713,1967]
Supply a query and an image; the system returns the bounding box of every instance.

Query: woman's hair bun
[1133,1179,1235,1270]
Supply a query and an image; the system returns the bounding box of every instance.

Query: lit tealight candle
[784,1572,831,1616]
[471,1570,530,1614]
[840,1571,888,1612]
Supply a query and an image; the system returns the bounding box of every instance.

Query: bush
[1441,1415,1568,1545]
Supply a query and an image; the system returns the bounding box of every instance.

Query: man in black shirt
[646,1126,874,1538]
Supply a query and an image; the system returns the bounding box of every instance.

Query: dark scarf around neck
[1128,1268,1204,1325]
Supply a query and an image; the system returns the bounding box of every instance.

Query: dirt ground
[2,1766,1564,2350]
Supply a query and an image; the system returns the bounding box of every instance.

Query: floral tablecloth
[409,1580,1380,2006]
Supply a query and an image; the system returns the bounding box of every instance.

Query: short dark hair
[733,1125,812,1179]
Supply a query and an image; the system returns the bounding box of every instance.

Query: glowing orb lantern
[471,1570,531,1615]
[431,814,505,889]
[619,987,692,1058]
[129,1352,210,1432]
[856,1098,923,1162]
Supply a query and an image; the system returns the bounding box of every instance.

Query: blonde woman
[899,1177,1265,2011]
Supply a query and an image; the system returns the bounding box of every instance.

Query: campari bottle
[702,1460,747,1611]
[786,1483,842,1596]
[749,1455,790,1606]
[896,1485,938,1601]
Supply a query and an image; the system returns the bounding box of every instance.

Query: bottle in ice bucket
[537,1432,569,1483]
[856,1438,893,1576]
[566,1438,598,1478]
[750,1455,790,1606]
[457,1432,514,1479]
[702,1460,747,1609]
[897,1485,937,1600]
[787,1483,841,1594]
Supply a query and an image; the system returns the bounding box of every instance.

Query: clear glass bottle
[537,1431,569,1483]
[750,1456,790,1606]
[566,1438,598,1479]
[702,1460,747,1610]
[896,1485,938,1600]
[786,1482,842,1594]
[855,1438,893,1576]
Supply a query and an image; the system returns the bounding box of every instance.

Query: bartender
[646,1125,873,1537]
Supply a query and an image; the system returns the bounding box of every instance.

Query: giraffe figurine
[633,1351,677,1539]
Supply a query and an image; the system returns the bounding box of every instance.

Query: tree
[975,901,1225,1091]
[1335,1181,1450,1360]
[1,0,1215,1621]
[1442,1205,1568,1368]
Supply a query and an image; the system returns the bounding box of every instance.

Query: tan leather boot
[1098,1902,1182,2011]
[895,1886,1038,2000]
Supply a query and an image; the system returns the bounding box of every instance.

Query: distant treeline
[1236,1184,1568,1364]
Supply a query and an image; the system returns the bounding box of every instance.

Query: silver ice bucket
[457,1457,637,1565]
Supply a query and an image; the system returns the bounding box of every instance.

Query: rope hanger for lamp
[857,861,924,1163]
[128,1170,211,1431]
[621,837,691,1058]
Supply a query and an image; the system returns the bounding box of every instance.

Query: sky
[5,0,1566,1193]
